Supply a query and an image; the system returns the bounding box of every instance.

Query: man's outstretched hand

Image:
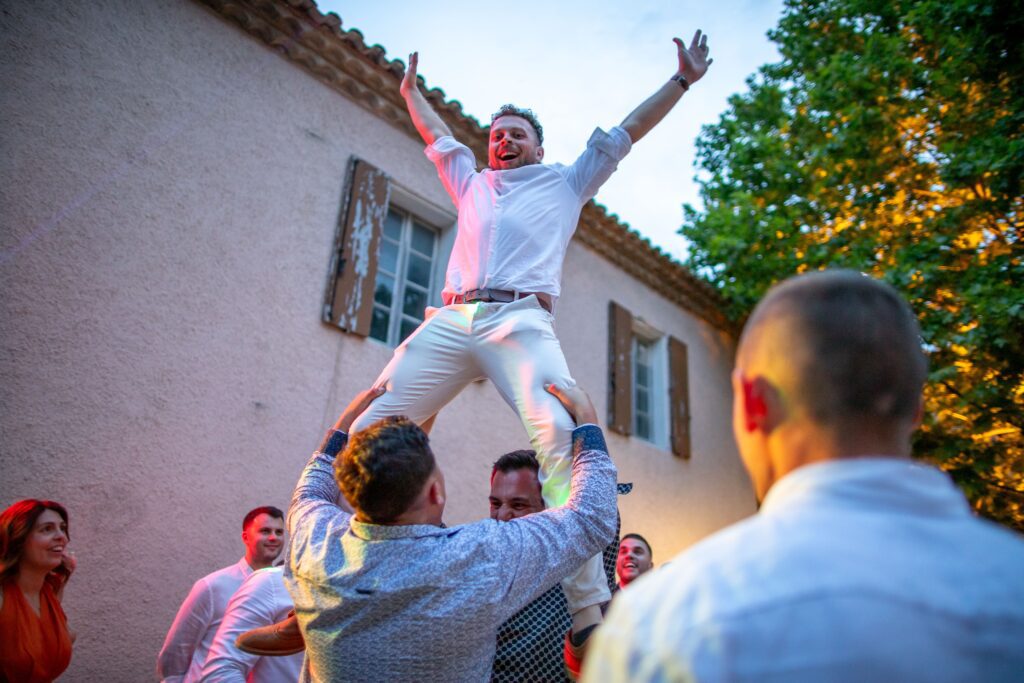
[333,386,386,434]
[546,383,599,427]
[675,30,712,85]
[399,52,419,97]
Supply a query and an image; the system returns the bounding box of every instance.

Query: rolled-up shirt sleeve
[562,125,633,202]
[424,135,479,208]
[288,430,350,542]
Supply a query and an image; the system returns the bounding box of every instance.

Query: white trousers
[350,295,611,612]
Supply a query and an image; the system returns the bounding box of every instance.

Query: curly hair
[0,499,69,585]
[491,104,544,144]
[335,416,436,524]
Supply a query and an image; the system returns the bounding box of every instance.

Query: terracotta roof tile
[195,0,735,333]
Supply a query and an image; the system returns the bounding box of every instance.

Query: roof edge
[194,0,736,334]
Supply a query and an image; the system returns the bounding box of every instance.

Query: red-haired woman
[0,499,75,682]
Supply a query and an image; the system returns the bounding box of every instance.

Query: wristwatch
[671,74,690,91]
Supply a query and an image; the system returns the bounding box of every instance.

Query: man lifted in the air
[349,29,712,661]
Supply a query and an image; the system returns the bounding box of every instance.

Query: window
[633,336,655,440]
[324,157,452,345]
[369,208,439,346]
[608,301,691,457]
[632,334,668,445]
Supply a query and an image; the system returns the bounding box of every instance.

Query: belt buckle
[463,289,480,304]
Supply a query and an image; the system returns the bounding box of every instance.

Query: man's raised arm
[619,30,713,143]
[288,386,386,532]
[400,52,454,145]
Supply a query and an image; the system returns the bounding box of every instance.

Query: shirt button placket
[487,195,502,288]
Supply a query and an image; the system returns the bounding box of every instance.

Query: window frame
[607,300,692,458]
[369,206,442,347]
[631,321,670,449]
[323,157,455,344]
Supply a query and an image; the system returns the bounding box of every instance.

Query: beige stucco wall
[0,0,754,679]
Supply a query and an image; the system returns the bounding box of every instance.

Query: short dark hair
[242,506,284,531]
[0,499,69,585]
[335,416,436,524]
[621,533,652,561]
[491,449,540,478]
[751,270,928,428]
[491,104,544,145]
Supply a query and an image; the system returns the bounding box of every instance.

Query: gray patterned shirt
[492,483,631,683]
[285,425,617,682]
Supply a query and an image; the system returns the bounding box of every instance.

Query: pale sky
[317,0,785,261]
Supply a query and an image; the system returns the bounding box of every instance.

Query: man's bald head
[739,270,927,433]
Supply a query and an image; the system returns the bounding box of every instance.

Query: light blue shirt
[586,458,1024,682]
[200,567,304,682]
[157,558,254,683]
[286,425,617,682]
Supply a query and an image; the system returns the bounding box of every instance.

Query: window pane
[407,253,432,288]
[399,317,419,344]
[384,210,403,241]
[636,363,650,388]
[636,389,649,414]
[374,274,394,307]
[403,286,427,319]
[636,413,651,440]
[379,238,399,273]
[370,306,390,342]
[411,222,435,255]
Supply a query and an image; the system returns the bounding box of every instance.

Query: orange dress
[0,579,72,683]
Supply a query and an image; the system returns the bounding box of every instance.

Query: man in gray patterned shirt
[489,451,626,683]
[284,383,617,682]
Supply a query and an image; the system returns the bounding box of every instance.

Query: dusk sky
[317,0,786,261]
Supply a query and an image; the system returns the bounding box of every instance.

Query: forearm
[565,426,618,539]
[402,87,453,145]
[199,595,269,682]
[620,77,687,144]
[157,591,209,679]
[288,430,349,533]
[503,427,617,605]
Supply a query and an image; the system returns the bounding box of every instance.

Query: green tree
[682,0,1024,529]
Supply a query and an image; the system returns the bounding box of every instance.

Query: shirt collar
[760,457,969,519]
[348,519,457,541]
[237,557,256,576]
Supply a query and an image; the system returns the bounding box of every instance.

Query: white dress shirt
[157,558,253,683]
[200,567,304,682]
[425,126,632,303]
[585,458,1024,683]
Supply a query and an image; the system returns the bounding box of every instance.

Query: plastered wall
[0,1,754,679]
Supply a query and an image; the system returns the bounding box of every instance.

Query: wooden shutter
[669,336,691,458]
[324,158,391,336]
[608,301,633,435]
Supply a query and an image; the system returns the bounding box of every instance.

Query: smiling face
[489,467,545,522]
[242,513,285,569]
[616,537,653,587]
[22,509,69,573]
[488,115,544,170]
